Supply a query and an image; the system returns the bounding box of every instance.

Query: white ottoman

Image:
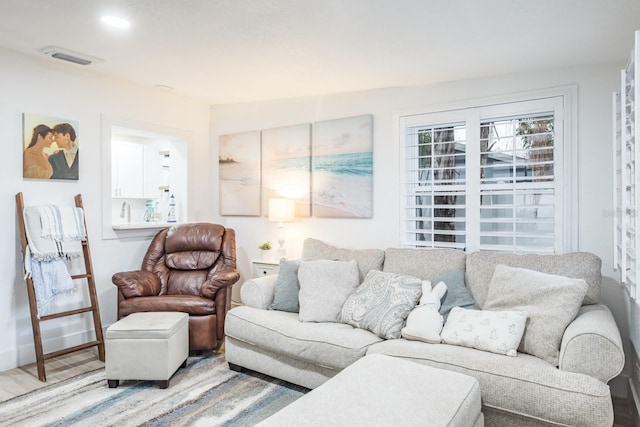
[105,312,189,389]
[258,353,483,427]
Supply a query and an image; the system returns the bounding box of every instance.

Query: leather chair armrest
[200,267,240,299]
[559,303,625,383]
[112,270,161,298]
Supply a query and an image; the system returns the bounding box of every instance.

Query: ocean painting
[219,131,261,216]
[312,115,373,218]
[262,124,311,217]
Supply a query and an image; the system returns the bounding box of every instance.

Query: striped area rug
[0,354,308,426]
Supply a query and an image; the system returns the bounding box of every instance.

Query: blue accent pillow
[268,259,301,312]
[433,270,477,321]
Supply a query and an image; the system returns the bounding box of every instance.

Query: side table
[251,259,280,278]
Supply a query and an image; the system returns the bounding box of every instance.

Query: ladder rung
[71,273,92,280]
[39,306,95,321]
[44,340,103,360]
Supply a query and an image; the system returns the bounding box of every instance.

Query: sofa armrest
[559,303,625,383]
[240,274,278,309]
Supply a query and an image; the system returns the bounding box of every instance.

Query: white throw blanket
[23,205,86,317]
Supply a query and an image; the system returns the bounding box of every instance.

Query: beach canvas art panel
[219,131,261,216]
[23,113,79,180]
[312,114,373,218]
[261,124,311,217]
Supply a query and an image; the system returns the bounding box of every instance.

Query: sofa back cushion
[301,238,384,281]
[382,248,466,280]
[466,252,601,308]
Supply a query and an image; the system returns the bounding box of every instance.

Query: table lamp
[268,198,296,259]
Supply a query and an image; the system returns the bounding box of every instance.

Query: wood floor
[0,347,104,402]
[0,348,637,426]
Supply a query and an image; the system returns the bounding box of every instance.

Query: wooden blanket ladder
[16,192,105,381]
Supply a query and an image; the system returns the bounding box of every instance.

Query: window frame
[397,86,578,254]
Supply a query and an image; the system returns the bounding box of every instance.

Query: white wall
[209,63,633,396]
[0,48,212,371]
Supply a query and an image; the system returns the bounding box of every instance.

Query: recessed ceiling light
[100,15,131,29]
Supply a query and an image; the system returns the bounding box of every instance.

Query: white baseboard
[0,325,110,372]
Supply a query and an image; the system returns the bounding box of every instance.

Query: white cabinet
[251,260,280,278]
[112,141,144,198]
[112,141,162,199]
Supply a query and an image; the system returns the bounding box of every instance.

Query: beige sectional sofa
[225,239,624,426]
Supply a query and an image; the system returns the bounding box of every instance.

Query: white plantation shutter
[478,113,556,253]
[401,95,569,254]
[403,122,467,248]
[614,31,640,301]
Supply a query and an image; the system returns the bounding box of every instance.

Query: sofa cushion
[432,270,477,321]
[483,264,588,366]
[225,306,383,370]
[383,248,466,280]
[367,339,613,427]
[340,270,423,339]
[465,251,601,308]
[301,238,384,281]
[298,260,360,322]
[268,259,301,313]
[441,307,527,357]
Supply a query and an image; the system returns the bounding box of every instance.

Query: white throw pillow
[483,264,588,365]
[441,307,527,357]
[340,270,424,339]
[298,259,360,322]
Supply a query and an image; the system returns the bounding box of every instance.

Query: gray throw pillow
[298,259,360,322]
[433,270,477,321]
[341,270,424,339]
[483,264,588,366]
[268,259,301,313]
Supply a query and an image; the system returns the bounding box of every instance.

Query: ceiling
[1,0,639,105]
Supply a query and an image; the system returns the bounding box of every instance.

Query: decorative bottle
[167,194,177,223]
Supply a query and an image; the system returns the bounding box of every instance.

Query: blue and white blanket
[23,205,86,317]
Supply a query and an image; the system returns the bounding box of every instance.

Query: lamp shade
[268,198,295,223]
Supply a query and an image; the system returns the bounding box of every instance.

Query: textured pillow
[441,307,527,357]
[432,270,477,321]
[301,238,384,281]
[268,259,301,313]
[483,264,588,365]
[298,260,360,322]
[340,270,424,339]
[466,251,601,307]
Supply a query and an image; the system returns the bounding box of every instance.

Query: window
[401,94,571,254]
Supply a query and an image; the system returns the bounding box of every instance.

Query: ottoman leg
[108,379,119,388]
[180,358,187,369]
[158,380,170,389]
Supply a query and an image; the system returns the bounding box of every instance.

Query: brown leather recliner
[111,223,240,351]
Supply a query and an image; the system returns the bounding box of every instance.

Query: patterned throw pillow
[441,307,527,357]
[340,270,424,339]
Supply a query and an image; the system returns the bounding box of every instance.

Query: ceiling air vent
[38,46,103,66]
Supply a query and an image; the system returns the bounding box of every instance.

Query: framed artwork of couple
[22,113,79,180]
